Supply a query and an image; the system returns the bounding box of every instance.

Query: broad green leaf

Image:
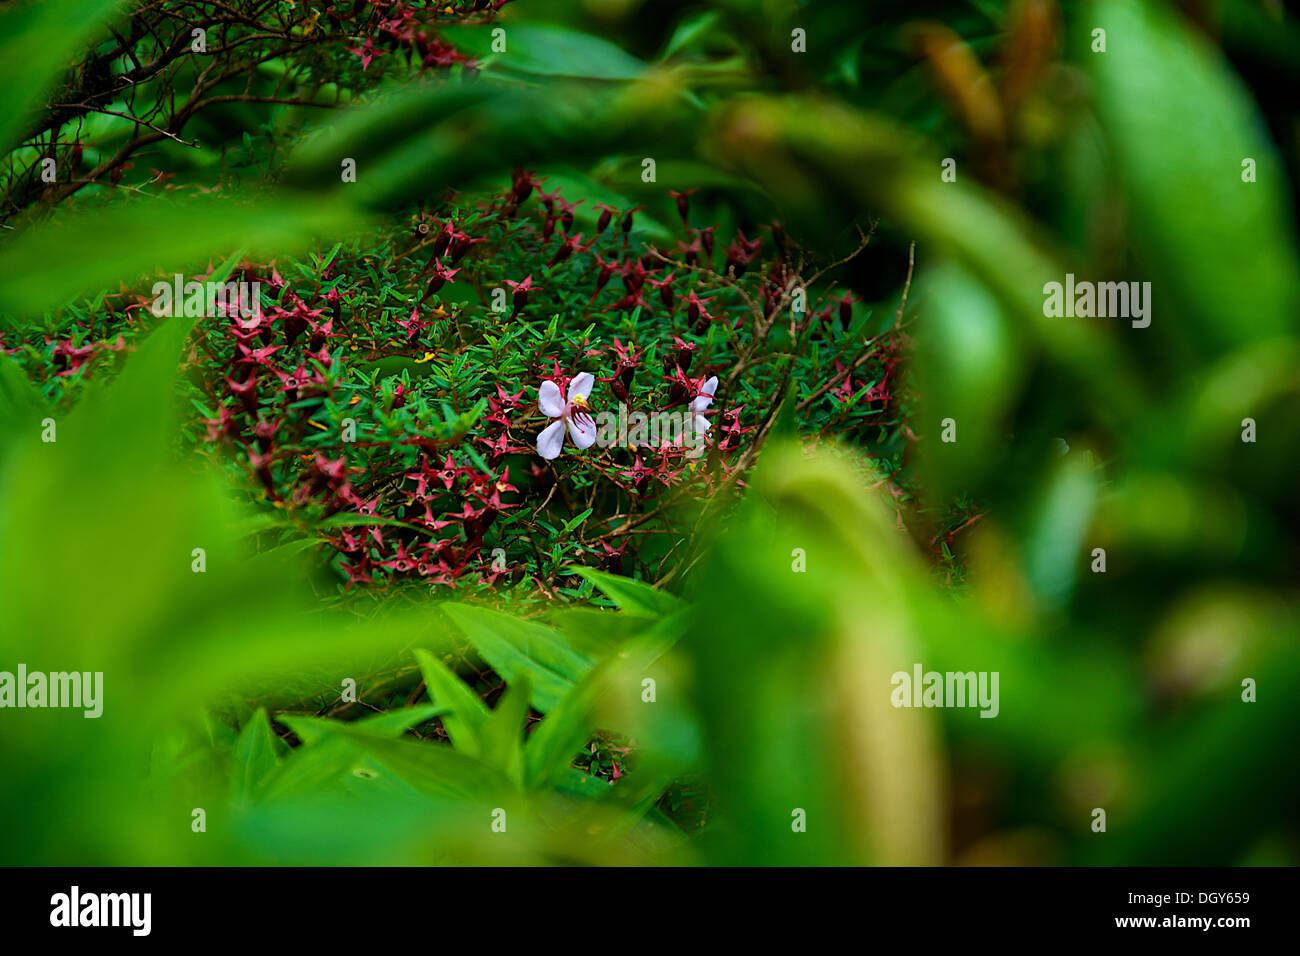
[912,260,1024,498]
[0,356,48,454]
[523,669,606,792]
[354,704,444,735]
[0,306,452,718]
[557,769,615,798]
[439,23,647,80]
[257,736,384,802]
[1090,0,1300,350]
[329,727,511,803]
[284,79,695,213]
[571,567,682,618]
[524,614,687,791]
[686,440,943,865]
[0,196,365,318]
[0,0,124,152]
[1020,455,1100,608]
[277,705,442,746]
[230,709,282,806]
[545,607,652,658]
[442,604,593,713]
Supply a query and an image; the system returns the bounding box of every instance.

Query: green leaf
[570,567,683,619]
[1020,455,1100,608]
[326,727,511,802]
[912,260,1023,497]
[661,10,723,60]
[561,507,593,535]
[0,356,48,455]
[308,513,432,534]
[0,0,124,153]
[230,709,282,806]
[545,607,653,658]
[264,708,458,805]
[257,737,379,801]
[413,648,488,757]
[556,768,614,798]
[355,356,441,381]
[479,673,531,788]
[1090,0,1300,349]
[442,604,593,713]
[0,196,365,318]
[278,705,442,746]
[524,614,688,791]
[439,23,647,80]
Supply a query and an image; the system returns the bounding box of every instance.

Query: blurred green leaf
[440,23,648,80]
[1090,0,1300,350]
[0,0,123,152]
[0,196,365,318]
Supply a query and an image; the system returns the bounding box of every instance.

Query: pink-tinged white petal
[567,371,595,403]
[690,375,719,412]
[568,413,598,450]
[537,419,566,459]
[538,380,565,417]
[693,413,711,433]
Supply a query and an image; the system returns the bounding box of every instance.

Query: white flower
[536,371,598,460]
[690,375,718,433]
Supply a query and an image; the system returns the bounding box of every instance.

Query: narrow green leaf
[479,673,531,788]
[413,648,488,756]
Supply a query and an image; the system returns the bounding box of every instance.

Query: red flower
[504,275,542,318]
[667,188,697,225]
[345,38,386,71]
